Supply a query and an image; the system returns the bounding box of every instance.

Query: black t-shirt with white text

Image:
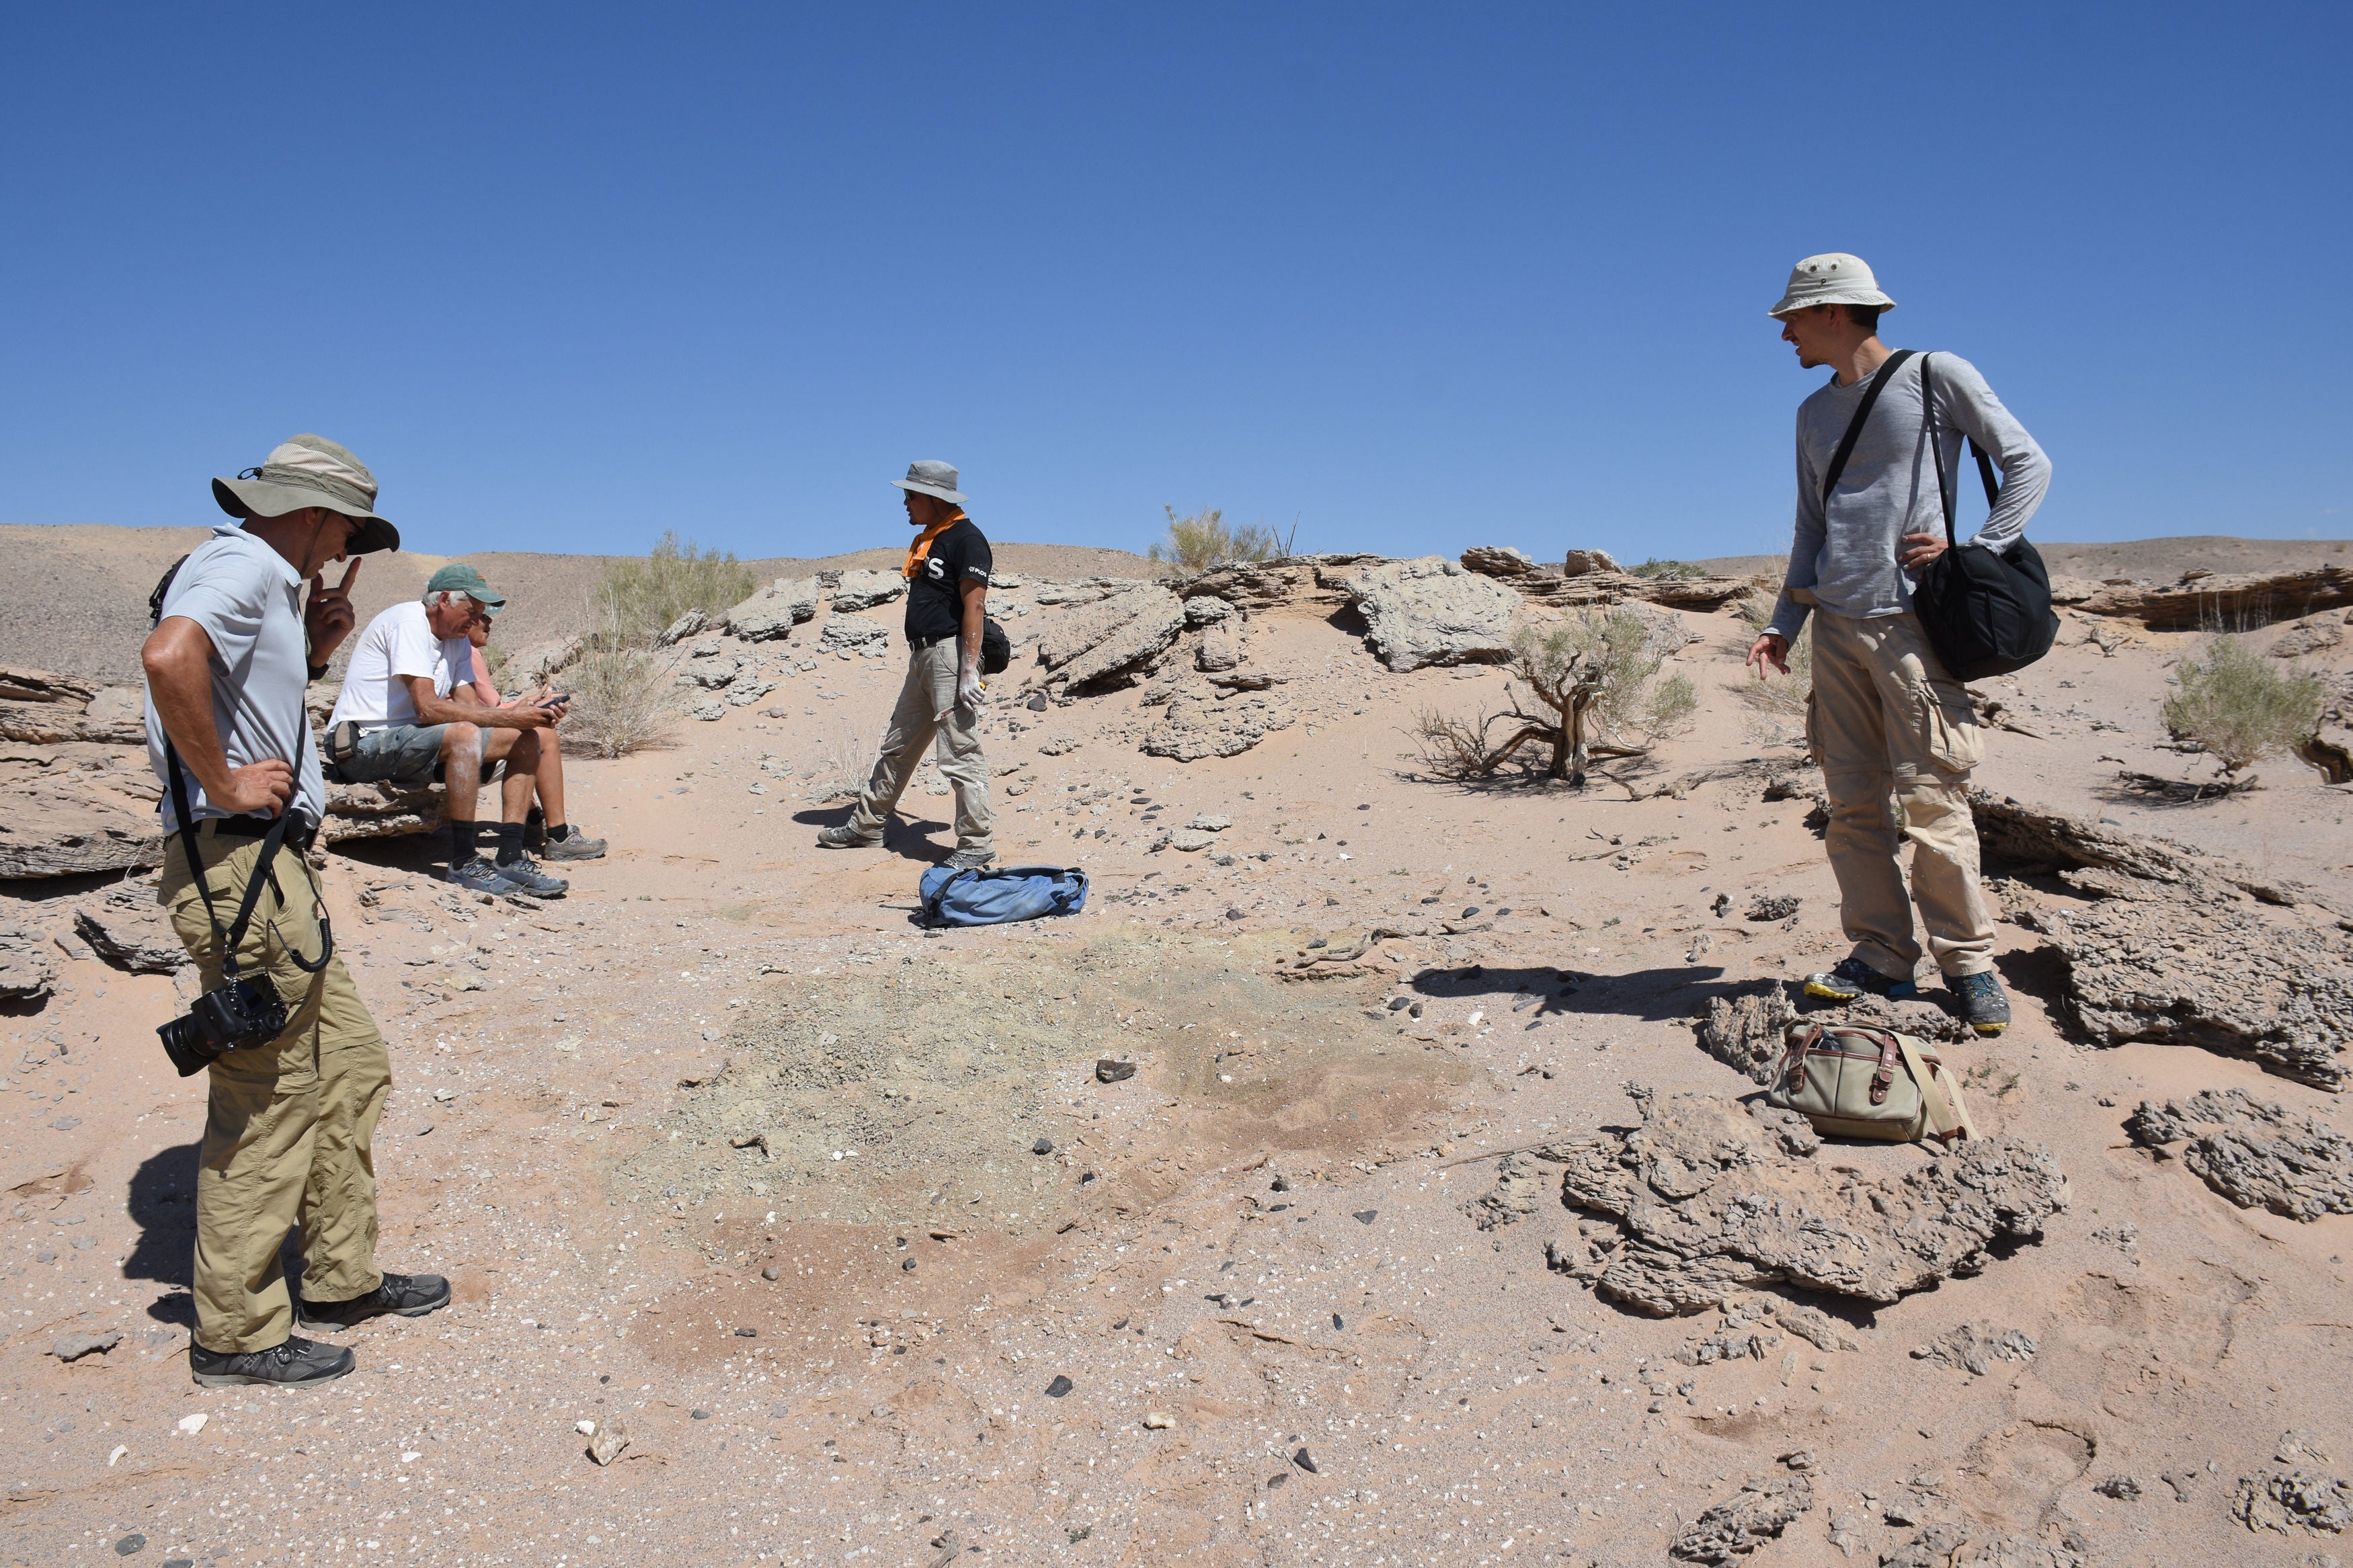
[904,518,992,643]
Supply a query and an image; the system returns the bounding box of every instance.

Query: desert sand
[3,527,2352,1568]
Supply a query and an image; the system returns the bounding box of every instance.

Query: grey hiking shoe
[1803,956,1919,1003]
[944,846,996,870]
[298,1272,452,1333]
[1950,971,2011,1035]
[446,856,520,896]
[492,855,569,898]
[816,825,882,850]
[539,823,606,860]
[190,1335,354,1389]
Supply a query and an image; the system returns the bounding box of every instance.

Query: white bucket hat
[889,459,967,505]
[1767,253,1896,320]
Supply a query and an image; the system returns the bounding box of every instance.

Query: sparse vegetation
[1734,594,1812,725]
[1628,558,1702,580]
[1413,608,1697,786]
[589,530,756,651]
[1147,507,1286,574]
[563,600,690,757]
[2162,636,2324,774]
[804,722,875,802]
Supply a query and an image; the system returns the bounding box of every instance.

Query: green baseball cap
[424,562,507,609]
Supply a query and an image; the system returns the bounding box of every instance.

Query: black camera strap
[163,727,331,982]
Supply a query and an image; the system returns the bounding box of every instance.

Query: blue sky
[2,3,2346,563]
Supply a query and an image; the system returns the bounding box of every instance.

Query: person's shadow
[1404,962,1761,1023]
[791,807,957,863]
[124,1141,200,1325]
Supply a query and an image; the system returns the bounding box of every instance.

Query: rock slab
[1339,556,1521,671]
[1037,585,1185,691]
[829,569,906,613]
[2126,1088,2353,1219]
[724,577,820,641]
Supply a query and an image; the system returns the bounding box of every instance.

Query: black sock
[547,823,571,843]
[448,819,483,864]
[494,823,526,865]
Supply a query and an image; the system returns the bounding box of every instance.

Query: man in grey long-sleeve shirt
[1744,253,2051,1036]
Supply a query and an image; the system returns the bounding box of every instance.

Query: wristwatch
[307,661,329,682]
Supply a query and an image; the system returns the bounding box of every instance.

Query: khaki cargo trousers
[1805,607,1997,981]
[845,638,995,854]
[160,827,388,1354]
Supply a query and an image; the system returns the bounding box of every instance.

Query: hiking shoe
[190,1335,354,1389]
[1950,970,2011,1036]
[943,846,997,870]
[816,825,882,850]
[539,823,607,860]
[491,855,569,898]
[446,856,520,896]
[297,1272,452,1333]
[1803,956,1919,1003]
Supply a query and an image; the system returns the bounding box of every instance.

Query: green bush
[590,531,756,650]
[1147,507,1284,574]
[2161,636,2324,772]
[1628,558,1701,580]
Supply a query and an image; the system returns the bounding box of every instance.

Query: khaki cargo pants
[161,826,389,1353]
[845,638,994,855]
[1806,607,1997,981]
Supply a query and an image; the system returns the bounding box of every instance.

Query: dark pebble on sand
[1293,1447,1319,1473]
[691,1409,711,1420]
[1045,1374,1074,1398]
[735,1327,756,1337]
[1032,1137,1054,1155]
[1353,1210,1378,1225]
[114,1536,145,1557]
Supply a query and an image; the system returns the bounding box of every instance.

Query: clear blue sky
[3,3,2346,564]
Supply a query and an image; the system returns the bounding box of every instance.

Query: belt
[180,815,317,852]
[910,633,955,651]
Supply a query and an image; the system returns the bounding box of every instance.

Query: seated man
[462,612,605,862]
[324,564,586,896]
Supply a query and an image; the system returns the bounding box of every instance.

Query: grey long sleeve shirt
[1767,351,2050,641]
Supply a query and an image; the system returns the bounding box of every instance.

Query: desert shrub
[1412,608,1697,786]
[563,599,689,757]
[1628,558,1701,580]
[803,722,874,802]
[1147,506,1284,574]
[2161,636,2324,772]
[477,640,511,694]
[590,531,756,650]
[1734,595,1812,723]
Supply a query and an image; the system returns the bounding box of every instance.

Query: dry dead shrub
[1413,608,1696,786]
[803,722,874,802]
[2162,635,2324,773]
[1734,594,1812,726]
[590,530,756,650]
[563,599,689,758]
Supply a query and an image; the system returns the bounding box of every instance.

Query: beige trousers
[846,639,994,853]
[1805,608,1997,981]
[161,828,389,1352]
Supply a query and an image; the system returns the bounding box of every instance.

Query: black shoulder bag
[1907,354,2059,679]
[155,732,331,1077]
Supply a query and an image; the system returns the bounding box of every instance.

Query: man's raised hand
[306,557,361,661]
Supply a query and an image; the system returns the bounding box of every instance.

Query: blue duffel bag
[918,864,1088,927]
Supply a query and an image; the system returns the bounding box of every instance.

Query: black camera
[157,976,288,1078]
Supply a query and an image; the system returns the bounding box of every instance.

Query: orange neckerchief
[902,507,966,579]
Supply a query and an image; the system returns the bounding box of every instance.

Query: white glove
[956,667,988,711]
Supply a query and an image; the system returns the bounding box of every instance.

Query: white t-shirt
[328,601,479,733]
[143,526,326,825]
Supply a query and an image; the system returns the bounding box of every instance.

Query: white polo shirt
[327,602,479,733]
[143,526,326,826]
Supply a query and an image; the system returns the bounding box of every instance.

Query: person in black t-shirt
[816,460,996,867]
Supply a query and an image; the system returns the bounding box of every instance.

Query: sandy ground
[5,538,2353,1567]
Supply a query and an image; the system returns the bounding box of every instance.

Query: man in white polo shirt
[326,563,594,897]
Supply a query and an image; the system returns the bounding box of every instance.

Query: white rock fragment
[177,1413,208,1435]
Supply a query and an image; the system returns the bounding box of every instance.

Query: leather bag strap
[1894,1034,1980,1143]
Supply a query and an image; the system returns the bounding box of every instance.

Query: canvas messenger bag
[1766,1020,1979,1145]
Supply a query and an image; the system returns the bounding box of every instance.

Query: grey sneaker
[944,846,997,870]
[1803,956,1919,1003]
[190,1335,354,1389]
[492,855,569,898]
[817,825,882,850]
[539,823,606,860]
[298,1271,452,1333]
[1950,971,2011,1036]
[446,856,520,896]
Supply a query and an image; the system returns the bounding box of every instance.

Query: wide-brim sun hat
[1767,253,1897,320]
[889,459,967,506]
[212,434,399,554]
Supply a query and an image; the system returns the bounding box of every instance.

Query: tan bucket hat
[212,434,399,554]
[1767,253,1897,320]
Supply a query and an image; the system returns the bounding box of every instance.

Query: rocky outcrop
[0,923,56,1001]
[1880,1524,2088,1567]
[1499,571,1757,613]
[1182,595,1236,628]
[1458,545,1548,581]
[2126,1088,2353,1219]
[2078,564,2353,629]
[507,635,584,687]
[1669,1474,1812,1563]
[0,743,166,880]
[1142,687,1295,761]
[320,780,445,844]
[1338,556,1521,671]
[1545,1087,2066,1315]
[828,569,906,613]
[1562,548,1621,577]
[723,577,820,641]
[1177,556,1378,614]
[1037,585,1185,692]
[74,888,184,974]
[2016,898,2352,1091]
[2270,611,2344,658]
[1697,983,1972,1085]
[679,655,742,688]
[2235,1432,2353,1536]
[1194,630,1240,673]
[818,616,889,653]
[653,610,707,648]
[0,667,145,745]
